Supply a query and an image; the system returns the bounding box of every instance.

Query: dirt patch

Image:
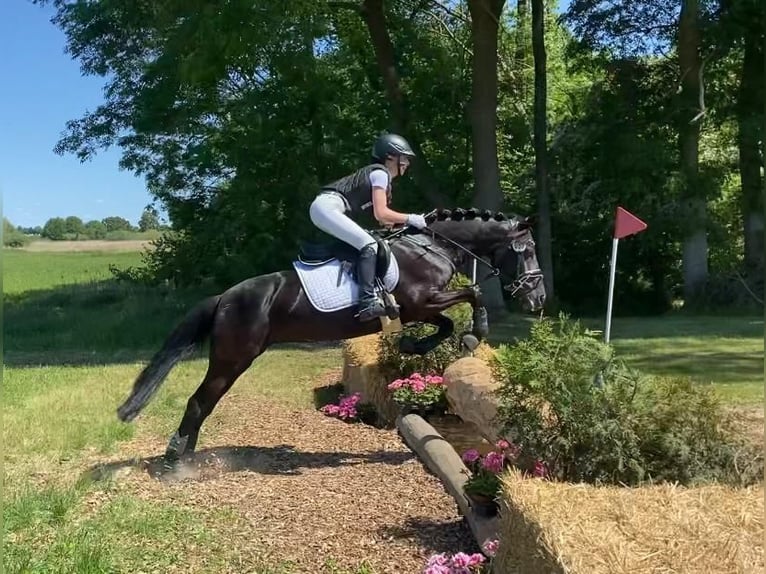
[22,240,154,252]
[84,379,475,573]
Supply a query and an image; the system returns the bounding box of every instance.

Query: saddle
[295,232,400,323]
[297,235,392,281]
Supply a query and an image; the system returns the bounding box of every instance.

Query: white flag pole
[604,237,619,344]
[468,258,478,331]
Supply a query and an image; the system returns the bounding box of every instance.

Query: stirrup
[357,299,386,321]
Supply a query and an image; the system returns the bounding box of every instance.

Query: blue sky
[1,1,156,228]
[1,0,571,229]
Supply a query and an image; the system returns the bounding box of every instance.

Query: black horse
[116,207,546,467]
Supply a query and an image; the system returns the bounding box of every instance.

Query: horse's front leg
[419,286,489,341]
[399,313,454,356]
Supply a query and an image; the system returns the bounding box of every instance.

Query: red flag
[613,206,647,239]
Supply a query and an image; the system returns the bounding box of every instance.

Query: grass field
[3,247,353,573]
[487,312,764,405]
[3,245,763,572]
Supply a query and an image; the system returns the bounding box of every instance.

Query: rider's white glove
[406,213,428,229]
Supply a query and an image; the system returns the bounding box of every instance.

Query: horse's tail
[116,294,221,422]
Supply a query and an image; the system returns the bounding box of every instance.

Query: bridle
[505,231,544,297]
[385,215,542,298]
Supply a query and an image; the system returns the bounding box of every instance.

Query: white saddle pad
[292,255,400,313]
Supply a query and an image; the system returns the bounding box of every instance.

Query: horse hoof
[386,305,400,320]
[399,336,417,354]
[462,334,480,352]
[472,307,489,339]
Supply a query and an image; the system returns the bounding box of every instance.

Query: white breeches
[309,193,378,252]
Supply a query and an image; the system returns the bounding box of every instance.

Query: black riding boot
[357,244,386,322]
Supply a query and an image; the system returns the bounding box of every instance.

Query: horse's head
[427,208,546,313]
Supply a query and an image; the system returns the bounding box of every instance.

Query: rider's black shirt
[320,163,390,218]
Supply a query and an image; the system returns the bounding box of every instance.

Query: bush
[377,274,476,381]
[491,314,763,487]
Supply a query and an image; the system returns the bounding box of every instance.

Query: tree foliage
[37,0,764,312]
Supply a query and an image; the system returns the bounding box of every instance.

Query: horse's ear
[519,214,538,229]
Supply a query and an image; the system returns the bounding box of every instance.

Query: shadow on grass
[85,444,413,483]
[4,280,343,368]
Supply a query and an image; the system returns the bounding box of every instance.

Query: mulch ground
[85,372,476,573]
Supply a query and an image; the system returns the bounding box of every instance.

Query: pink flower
[461,449,480,464]
[426,553,449,566]
[482,538,499,557]
[425,375,444,386]
[411,380,426,393]
[320,404,340,415]
[495,439,510,450]
[534,459,549,478]
[450,552,471,568]
[387,379,404,390]
[481,451,505,473]
[424,553,452,573]
[467,553,486,567]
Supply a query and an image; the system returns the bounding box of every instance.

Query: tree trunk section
[515,0,529,96]
[531,0,554,302]
[360,0,448,208]
[737,31,765,278]
[467,0,505,211]
[678,0,708,301]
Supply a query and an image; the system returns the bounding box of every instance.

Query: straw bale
[341,335,400,425]
[495,468,764,574]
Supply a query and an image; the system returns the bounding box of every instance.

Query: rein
[383,221,499,286]
[381,216,540,293]
[424,227,500,284]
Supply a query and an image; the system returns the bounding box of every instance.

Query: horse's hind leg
[164,351,259,469]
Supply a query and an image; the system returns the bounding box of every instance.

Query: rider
[309,133,428,322]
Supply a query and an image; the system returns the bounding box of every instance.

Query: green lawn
[3,248,763,572]
[487,312,764,405]
[3,249,144,295]
[2,248,363,574]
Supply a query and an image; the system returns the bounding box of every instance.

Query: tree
[42,217,67,240]
[357,0,447,208]
[84,220,107,239]
[531,0,554,302]
[677,0,708,300]
[64,215,85,237]
[467,0,505,211]
[101,216,133,233]
[138,207,160,232]
[3,218,30,247]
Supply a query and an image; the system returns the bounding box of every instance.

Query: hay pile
[495,468,764,573]
[341,334,400,424]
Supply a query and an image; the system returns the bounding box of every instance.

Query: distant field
[3,249,145,295]
[20,239,155,252]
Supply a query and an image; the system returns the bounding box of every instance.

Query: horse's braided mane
[426,207,512,223]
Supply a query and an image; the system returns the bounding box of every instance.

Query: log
[396,413,499,549]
